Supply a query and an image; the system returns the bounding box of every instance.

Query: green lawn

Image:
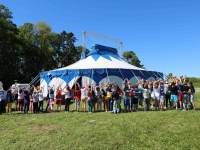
[0,92,200,150]
[194,82,200,88]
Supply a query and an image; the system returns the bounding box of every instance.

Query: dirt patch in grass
[30,125,57,131]
[89,120,96,123]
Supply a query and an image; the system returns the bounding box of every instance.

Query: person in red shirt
[56,87,62,112]
[74,82,81,112]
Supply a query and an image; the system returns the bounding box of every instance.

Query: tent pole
[139,70,147,80]
[106,68,110,83]
[119,68,125,80]
[130,69,140,82]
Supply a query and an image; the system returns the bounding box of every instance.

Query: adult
[164,81,171,109]
[95,86,103,112]
[188,81,196,110]
[23,90,30,114]
[182,81,189,110]
[81,83,87,112]
[32,90,39,114]
[64,85,72,112]
[153,81,161,110]
[5,86,13,115]
[106,83,113,112]
[38,87,44,113]
[170,81,178,110]
[87,86,93,113]
[112,86,120,114]
[18,88,24,112]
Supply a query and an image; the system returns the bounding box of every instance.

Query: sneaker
[182,109,186,111]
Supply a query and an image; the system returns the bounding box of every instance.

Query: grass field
[194,83,200,88]
[0,92,200,150]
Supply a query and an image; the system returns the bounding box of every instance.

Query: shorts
[170,94,178,103]
[190,94,194,102]
[75,100,80,107]
[178,92,182,101]
[50,98,54,105]
[56,100,62,105]
[124,98,130,106]
[160,95,164,102]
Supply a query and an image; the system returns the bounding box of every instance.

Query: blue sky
[1,0,200,78]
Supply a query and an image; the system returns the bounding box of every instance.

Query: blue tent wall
[40,68,163,87]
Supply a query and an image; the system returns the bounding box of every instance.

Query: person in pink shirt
[74,82,81,112]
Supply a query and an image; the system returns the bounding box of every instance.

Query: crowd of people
[0,75,197,115]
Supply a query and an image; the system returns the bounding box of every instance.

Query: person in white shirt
[38,87,44,113]
[153,81,161,110]
[81,85,87,112]
[63,85,71,112]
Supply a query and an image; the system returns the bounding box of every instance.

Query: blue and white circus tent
[40,44,163,96]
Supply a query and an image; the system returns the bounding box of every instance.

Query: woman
[23,90,30,114]
[153,81,160,110]
[96,86,103,112]
[32,90,39,114]
[123,83,130,113]
[87,86,93,113]
[74,83,81,112]
[38,87,44,113]
[18,88,24,112]
[188,81,196,110]
[64,85,71,112]
[170,81,178,110]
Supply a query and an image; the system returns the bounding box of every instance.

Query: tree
[0,4,21,88]
[122,51,144,68]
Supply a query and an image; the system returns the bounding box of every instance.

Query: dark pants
[130,97,134,111]
[24,102,29,114]
[65,98,71,111]
[33,102,38,114]
[38,101,44,112]
[45,100,50,112]
[14,100,18,111]
[139,94,143,106]
[165,94,171,108]
[144,98,149,111]
[107,98,113,111]
[87,100,92,112]
[0,101,2,114]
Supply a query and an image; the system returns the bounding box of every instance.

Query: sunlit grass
[0,92,200,150]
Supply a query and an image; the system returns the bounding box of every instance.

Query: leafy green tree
[122,51,144,68]
[0,4,21,87]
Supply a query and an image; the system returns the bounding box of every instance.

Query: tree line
[0,4,144,89]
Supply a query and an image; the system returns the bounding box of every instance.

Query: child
[142,85,150,111]
[49,88,55,113]
[74,83,81,112]
[32,90,39,114]
[29,94,33,113]
[159,82,165,110]
[56,87,62,112]
[38,87,44,113]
